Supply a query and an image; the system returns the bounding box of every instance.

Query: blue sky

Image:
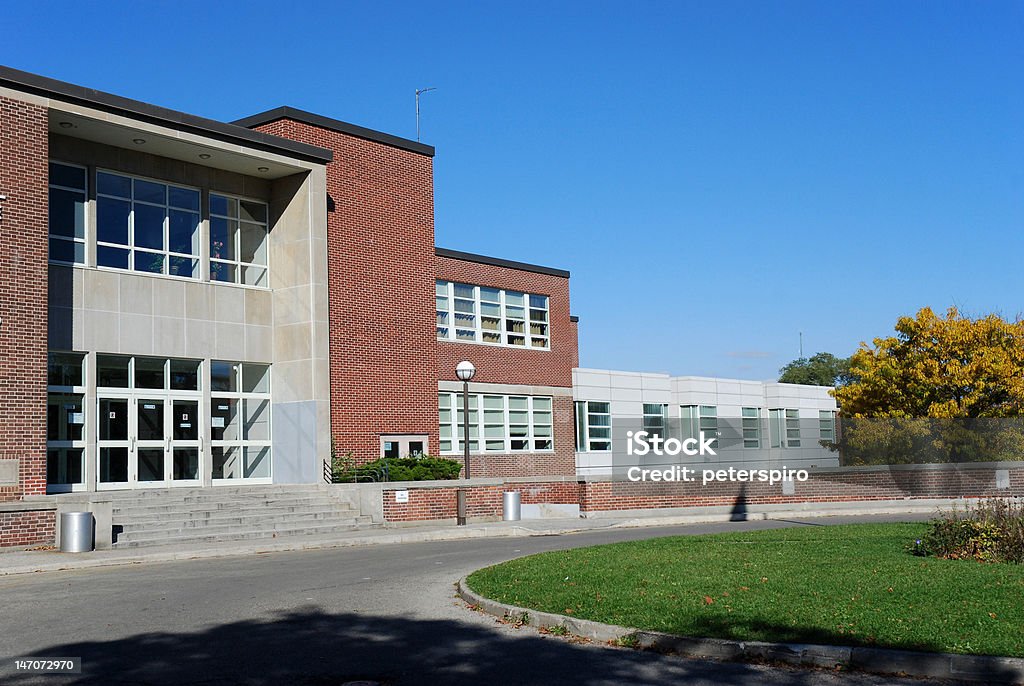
[4,1,1022,379]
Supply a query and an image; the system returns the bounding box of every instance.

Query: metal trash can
[503,491,521,522]
[60,512,94,553]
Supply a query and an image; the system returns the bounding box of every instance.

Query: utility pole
[415,87,436,142]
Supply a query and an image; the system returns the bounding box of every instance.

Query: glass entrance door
[136,398,165,484]
[96,393,202,489]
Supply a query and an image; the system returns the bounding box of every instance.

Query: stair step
[113,521,380,548]
[117,510,364,530]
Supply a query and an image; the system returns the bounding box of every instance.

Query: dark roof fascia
[0,65,333,164]
[233,106,435,158]
[435,247,570,278]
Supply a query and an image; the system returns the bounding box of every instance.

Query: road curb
[457,576,1024,684]
[0,524,595,576]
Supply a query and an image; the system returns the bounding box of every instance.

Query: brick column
[0,96,49,500]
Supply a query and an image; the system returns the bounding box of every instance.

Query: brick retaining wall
[378,464,1023,523]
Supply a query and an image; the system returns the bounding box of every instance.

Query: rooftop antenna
[415,87,436,142]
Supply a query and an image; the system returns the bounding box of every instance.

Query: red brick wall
[579,465,1024,512]
[0,96,49,502]
[436,255,576,388]
[0,510,55,547]
[382,479,579,522]
[375,465,1023,522]
[250,119,438,462]
[449,394,576,478]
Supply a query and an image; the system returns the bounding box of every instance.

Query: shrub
[333,455,463,483]
[912,499,1024,564]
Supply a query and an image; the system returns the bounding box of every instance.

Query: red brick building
[0,63,579,546]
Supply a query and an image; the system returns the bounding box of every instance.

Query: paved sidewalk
[0,503,938,576]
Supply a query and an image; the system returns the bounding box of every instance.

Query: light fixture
[58,121,74,129]
[257,166,269,173]
[198,153,211,160]
[132,138,146,145]
[455,360,477,486]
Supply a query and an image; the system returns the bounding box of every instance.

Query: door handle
[131,437,136,451]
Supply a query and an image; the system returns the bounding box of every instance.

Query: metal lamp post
[455,360,476,479]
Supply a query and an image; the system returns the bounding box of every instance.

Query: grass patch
[467,523,1024,657]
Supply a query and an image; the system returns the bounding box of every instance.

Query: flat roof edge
[0,65,333,164]
[436,247,570,278]
[233,106,435,157]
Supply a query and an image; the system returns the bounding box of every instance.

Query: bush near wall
[333,455,462,482]
[910,499,1024,564]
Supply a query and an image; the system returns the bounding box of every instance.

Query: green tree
[778,352,852,387]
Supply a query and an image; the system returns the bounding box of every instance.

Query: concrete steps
[110,485,379,548]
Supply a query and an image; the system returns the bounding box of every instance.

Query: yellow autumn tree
[831,307,1024,464]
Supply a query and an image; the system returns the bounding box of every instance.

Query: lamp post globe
[456,360,476,382]
[456,360,476,484]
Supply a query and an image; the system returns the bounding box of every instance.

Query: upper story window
[96,171,201,278]
[48,162,87,265]
[819,410,836,442]
[210,194,269,287]
[436,280,549,349]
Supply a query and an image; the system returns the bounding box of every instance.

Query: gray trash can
[60,512,94,553]
[503,491,521,522]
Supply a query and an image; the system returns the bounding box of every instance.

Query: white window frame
[48,161,88,266]
[46,351,87,493]
[440,392,554,454]
[435,280,550,350]
[209,192,270,288]
[575,400,611,452]
[643,403,668,439]
[769,408,802,448]
[819,410,836,443]
[742,407,762,449]
[211,362,272,483]
[95,169,202,279]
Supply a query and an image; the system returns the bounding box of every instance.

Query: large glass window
[742,407,762,449]
[440,393,553,454]
[680,405,717,448]
[769,408,801,448]
[96,171,200,277]
[819,410,836,443]
[436,281,550,349]
[211,362,272,480]
[49,162,87,264]
[47,352,86,490]
[210,194,269,287]
[574,400,611,452]
[642,403,667,440]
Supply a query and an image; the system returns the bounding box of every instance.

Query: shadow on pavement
[0,607,939,686]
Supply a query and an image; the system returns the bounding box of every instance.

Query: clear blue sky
[4,1,1021,380]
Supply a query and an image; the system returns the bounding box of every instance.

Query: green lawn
[467,523,1024,658]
